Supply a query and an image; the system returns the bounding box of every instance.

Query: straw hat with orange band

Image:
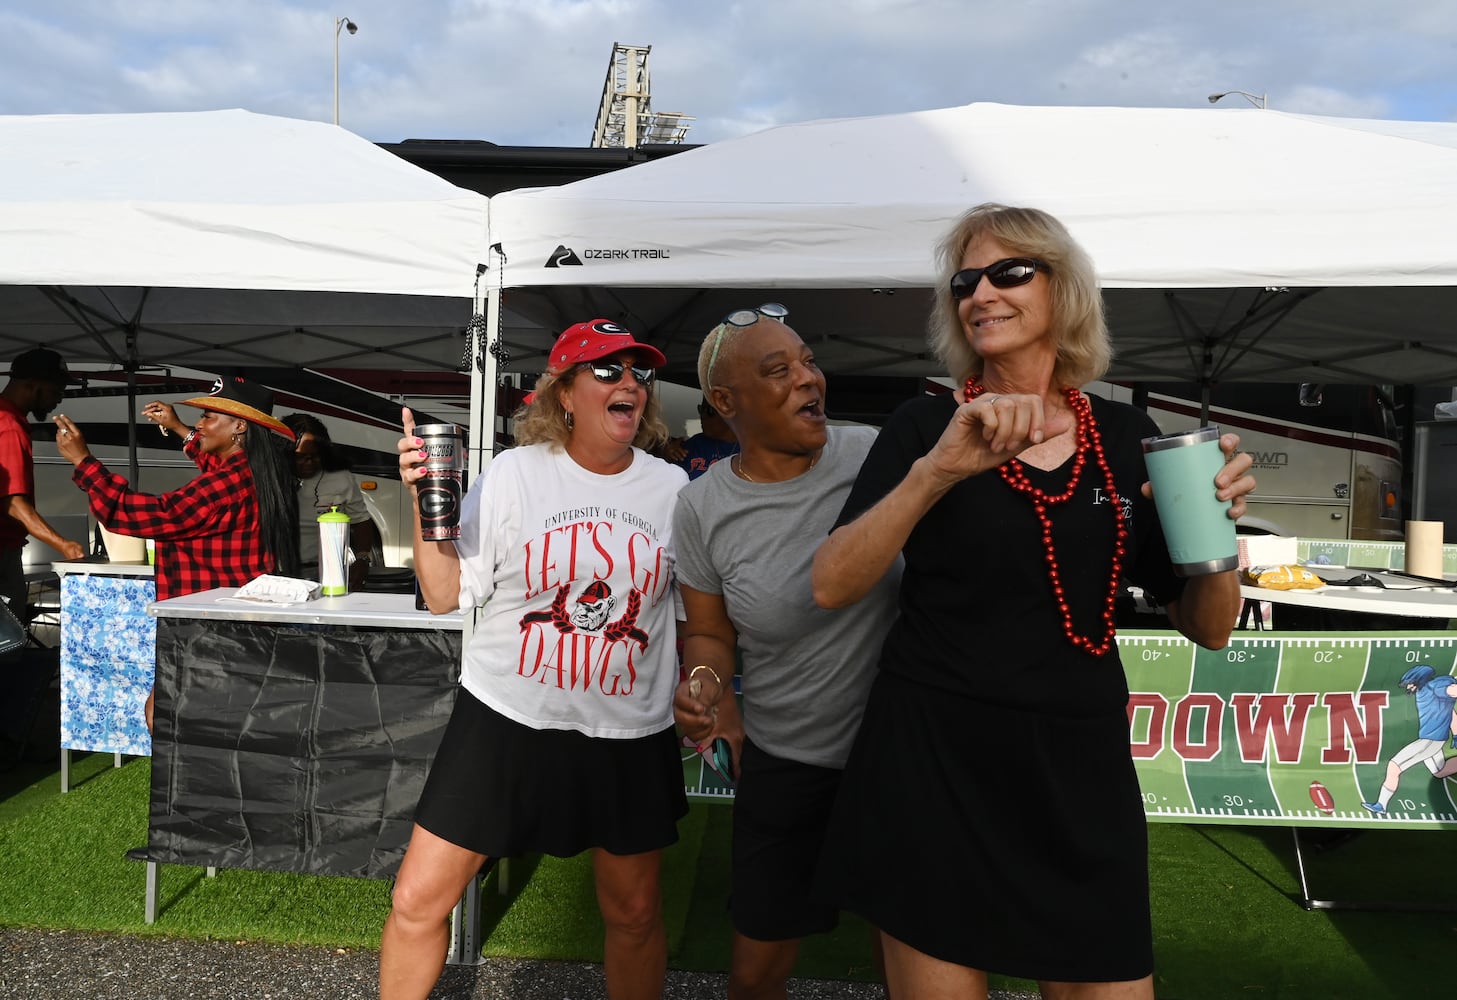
[180,376,296,441]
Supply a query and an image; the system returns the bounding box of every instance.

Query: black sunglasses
[721,302,789,327]
[706,303,789,384]
[580,360,656,386]
[948,257,1049,299]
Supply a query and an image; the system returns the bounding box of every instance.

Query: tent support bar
[1161,288,1324,421]
[125,326,140,484]
[472,255,501,479]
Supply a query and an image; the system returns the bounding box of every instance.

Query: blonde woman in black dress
[813,204,1256,1000]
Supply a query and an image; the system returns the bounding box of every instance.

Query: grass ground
[2,754,1454,998]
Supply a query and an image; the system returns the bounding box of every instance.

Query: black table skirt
[149,617,462,878]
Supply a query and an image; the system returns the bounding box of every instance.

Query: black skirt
[817,669,1153,983]
[414,690,688,859]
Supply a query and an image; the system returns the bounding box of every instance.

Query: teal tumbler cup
[1141,426,1238,577]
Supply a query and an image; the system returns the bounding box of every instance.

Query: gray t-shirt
[673,424,901,768]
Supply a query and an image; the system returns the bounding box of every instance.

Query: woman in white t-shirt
[380,320,689,1000]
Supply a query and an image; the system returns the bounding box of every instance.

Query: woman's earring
[564,411,575,430]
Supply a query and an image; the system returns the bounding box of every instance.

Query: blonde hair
[512,365,668,452]
[928,203,1111,387]
[697,322,753,395]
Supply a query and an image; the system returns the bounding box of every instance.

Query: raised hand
[1140,432,1257,520]
[51,414,92,466]
[397,407,428,488]
[924,392,1073,486]
[1215,433,1256,519]
[140,401,187,438]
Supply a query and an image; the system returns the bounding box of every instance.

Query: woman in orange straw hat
[54,374,300,730]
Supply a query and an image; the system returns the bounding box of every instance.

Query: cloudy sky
[2,0,1454,146]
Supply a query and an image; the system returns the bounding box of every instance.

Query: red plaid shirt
[73,432,274,600]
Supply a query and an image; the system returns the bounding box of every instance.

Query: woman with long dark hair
[54,375,299,729]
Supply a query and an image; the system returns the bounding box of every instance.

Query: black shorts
[414,690,688,859]
[731,736,843,941]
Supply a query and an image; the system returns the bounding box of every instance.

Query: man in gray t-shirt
[675,423,901,769]
[672,312,901,994]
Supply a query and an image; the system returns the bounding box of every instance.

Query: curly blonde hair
[512,365,669,452]
[927,203,1111,388]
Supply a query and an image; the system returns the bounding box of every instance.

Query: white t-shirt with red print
[456,443,687,738]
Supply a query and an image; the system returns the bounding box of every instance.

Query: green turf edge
[5,759,1457,997]
[0,749,119,827]
[0,760,713,958]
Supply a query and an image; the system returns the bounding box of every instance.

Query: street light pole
[333,16,358,126]
[1208,89,1268,109]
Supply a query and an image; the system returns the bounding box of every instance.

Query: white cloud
[0,0,1451,145]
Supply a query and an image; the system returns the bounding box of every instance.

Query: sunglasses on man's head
[722,302,789,327]
[580,361,656,386]
[948,258,1049,300]
[707,303,790,384]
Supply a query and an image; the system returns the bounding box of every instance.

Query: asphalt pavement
[0,927,1041,999]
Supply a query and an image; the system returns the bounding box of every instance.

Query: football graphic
[1309,780,1336,816]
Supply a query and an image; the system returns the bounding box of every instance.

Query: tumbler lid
[317,505,350,523]
[1140,424,1220,453]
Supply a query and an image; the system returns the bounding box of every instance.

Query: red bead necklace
[965,379,1128,657]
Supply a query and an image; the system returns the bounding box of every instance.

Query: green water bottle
[317,505,351,596]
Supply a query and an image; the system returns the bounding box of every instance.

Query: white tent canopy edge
[0,109,497,473]
[0,108,487,296]
[0,109,495,380]
[482,102,1457,411]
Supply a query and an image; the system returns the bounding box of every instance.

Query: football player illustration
[1363,664,1457,814]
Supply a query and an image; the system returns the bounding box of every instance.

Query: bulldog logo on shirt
[571,579,617,631]
[519,580,648,649]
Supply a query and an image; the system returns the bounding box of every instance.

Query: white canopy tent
[0,108,492,370]
[484,103,1457,405]
[0,109,502,474]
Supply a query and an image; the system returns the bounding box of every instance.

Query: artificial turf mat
[0,758,706,955]
[1146,823,1457,999]
[3,756,1456,997]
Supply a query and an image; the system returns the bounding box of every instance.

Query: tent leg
[446,868,488,966]
[144,861,159,924]
[1292,827,1457,912]
[1291,828,1321,910]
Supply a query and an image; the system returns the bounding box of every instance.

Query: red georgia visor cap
[545,319,667,373]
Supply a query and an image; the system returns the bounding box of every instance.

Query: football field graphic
[683,631,1457,830]
[1123,630,1457,828]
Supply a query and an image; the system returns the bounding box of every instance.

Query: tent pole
[469,256,501,480]
[1199,339,1213,425]
[125,328,140,485]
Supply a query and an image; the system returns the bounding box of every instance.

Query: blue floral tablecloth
[59,573,155,756]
